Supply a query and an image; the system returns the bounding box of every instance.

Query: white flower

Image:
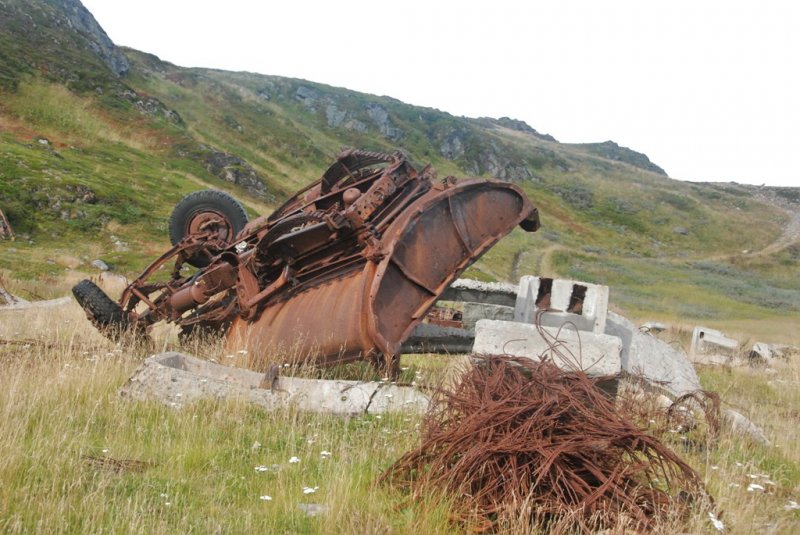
[289,456,300,464]
[708,512,725,532]
[784,500,800,511]
[710,465,719,470]
[160,493,168,498]
[260,495,272,501]
[102,448,109,454]
[255,465,269,472]
[320,451,332,458]
[302,486,319,494]
[747,483,765,492]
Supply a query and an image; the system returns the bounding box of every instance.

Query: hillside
[1,0,798,341]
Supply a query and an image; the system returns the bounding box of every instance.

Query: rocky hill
[0,0,798,335]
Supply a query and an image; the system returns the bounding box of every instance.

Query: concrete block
[472,319,622,376]
[690,326,738,356]
[513,276,608,334]
[439,278,517,307]
[605,311,701,398]
[120,352,429,416]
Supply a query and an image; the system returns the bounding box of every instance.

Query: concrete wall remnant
[514,276,609,334]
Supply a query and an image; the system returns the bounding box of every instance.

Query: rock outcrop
[61,0,130,76]
[203,148,271,200]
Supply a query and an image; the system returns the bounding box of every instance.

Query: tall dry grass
[0,286,798,533]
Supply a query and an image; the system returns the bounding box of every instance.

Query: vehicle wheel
[72,279,132,339]
[168,190,248,268]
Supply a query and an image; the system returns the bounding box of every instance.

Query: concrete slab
[120,352,429,416]
[472,319,622,376]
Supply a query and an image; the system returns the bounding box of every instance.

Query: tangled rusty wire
[381,356,710,533]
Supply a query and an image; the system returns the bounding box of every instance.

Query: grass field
[1,283,798,534]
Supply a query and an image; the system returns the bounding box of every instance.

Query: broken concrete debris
[412,276,702,398]
[690,326,738,359]
[120,352,429,416]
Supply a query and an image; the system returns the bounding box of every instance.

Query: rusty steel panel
[73,149,540,376]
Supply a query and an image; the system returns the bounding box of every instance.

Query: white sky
[81,0,799,187]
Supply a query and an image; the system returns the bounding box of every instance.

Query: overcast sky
[81,0,799,187]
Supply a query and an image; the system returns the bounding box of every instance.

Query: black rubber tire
[72,279,131,337]
[168,190,248,267]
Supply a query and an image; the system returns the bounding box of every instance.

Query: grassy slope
[0,1,798,341]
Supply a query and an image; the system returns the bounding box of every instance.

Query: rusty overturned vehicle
[73,149,539,376]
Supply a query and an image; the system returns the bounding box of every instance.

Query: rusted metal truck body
[73,149,539,374]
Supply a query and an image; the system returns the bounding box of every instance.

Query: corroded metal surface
[74,149,539,374]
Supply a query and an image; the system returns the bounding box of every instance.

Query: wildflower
[255,465,269,472]
[320,451,331,458]
[784,500,800,511]
[260,495,272,501]
[302,486,319,494]
[289,456,300,464]
[747,483,765,492]
[708,512,725,532]
[710,465,719,470]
